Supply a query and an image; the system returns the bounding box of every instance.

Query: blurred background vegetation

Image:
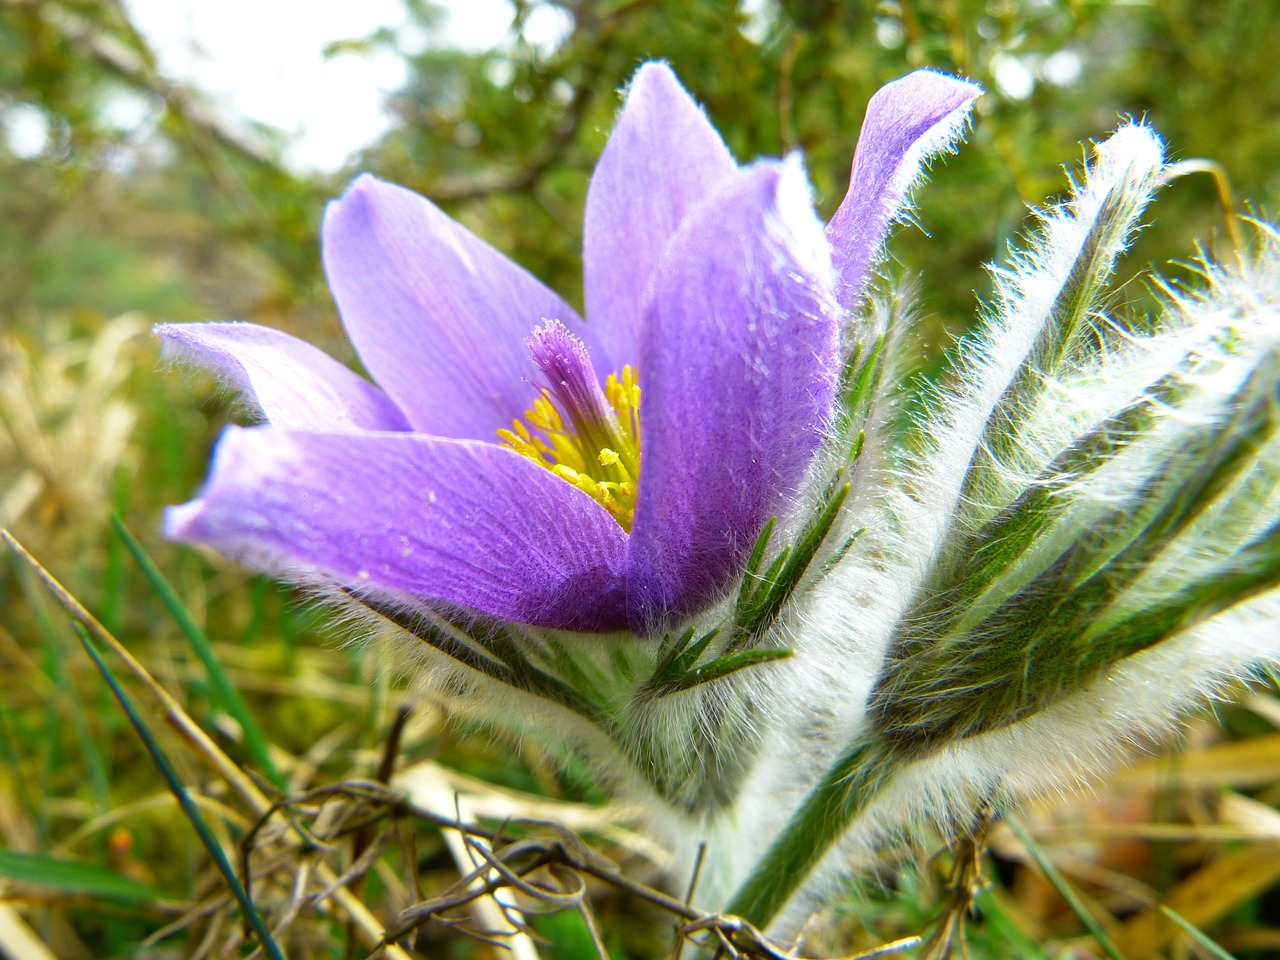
[2,0,1280,957]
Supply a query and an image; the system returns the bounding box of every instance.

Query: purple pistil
[526,320,634,475]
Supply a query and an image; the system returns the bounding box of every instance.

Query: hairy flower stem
[724,739,896,928]
[723,128,1173,933]
[368,595,778,815]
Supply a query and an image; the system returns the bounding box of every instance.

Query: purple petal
[826,69,982,308]
[583,62,737,368]
[166,428,630,631]
[626,158,841,629]
[323,175,593,440]
[156,322,411,432]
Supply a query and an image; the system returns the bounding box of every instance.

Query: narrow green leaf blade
[655,647,792,697]
[1157,905,1239,960]
[735,482,850,641]
[0,850,166,903]
[666,628,721,679]
[74,624,286,960]
[1005,815,1127,960]
[111,515,283,788]
[735,516,778,613]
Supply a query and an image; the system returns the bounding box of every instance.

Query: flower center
[497,320,642,532]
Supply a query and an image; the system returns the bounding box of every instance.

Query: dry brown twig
[915,807,995,960]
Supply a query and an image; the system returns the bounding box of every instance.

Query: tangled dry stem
[229,772,922,959]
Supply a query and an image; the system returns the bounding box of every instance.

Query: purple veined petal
[626,157,841,630]
[826,69,982,308]
[323,175,599,440]
[583,62,738,368]
[166,427,631,632]
[156,322,411,433]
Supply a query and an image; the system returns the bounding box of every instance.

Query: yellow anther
[553,464,582,483]
[499,365,643,532]
[495,427,541,462]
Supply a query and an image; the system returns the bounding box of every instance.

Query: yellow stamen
[500,364,642,532]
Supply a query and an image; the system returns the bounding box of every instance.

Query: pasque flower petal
[164,65,982,637]
[826,69,982,308]
[155,322,411,432]
[166,428,630,631]
[322,175,594,439]
[625,157,841,628]
[583,62,737,367]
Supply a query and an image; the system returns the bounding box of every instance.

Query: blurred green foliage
[4,0,1278,346]
[2,0,1279,956]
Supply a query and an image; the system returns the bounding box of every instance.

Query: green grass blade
[74,623,286,960]
[1004,815,1127,960]
[111,515,283,788]
[1157,905,1239,960]
[0,850,166,903]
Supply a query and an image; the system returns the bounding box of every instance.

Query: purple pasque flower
[160,64,979,634]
